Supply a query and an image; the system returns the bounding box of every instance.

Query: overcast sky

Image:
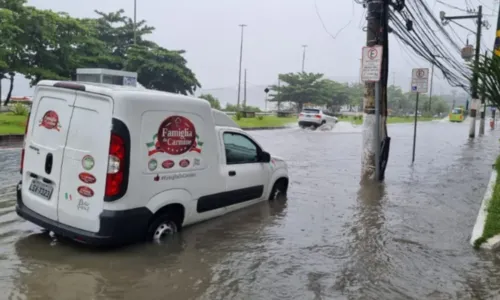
[5,0,498,108]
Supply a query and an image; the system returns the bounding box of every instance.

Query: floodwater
[1,120,500,299]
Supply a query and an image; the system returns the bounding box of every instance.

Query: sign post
[361,46,383,180]
[410,68,429,163]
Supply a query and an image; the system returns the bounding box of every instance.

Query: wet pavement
[1,119,500,299]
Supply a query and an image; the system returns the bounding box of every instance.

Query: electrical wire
[436,0,469,13]
[314,0,354,40]
[388,0,473,91]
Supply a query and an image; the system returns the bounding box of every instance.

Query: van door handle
[45,153,53,175]
[228,171,236,176]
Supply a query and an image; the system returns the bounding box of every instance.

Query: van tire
[269,179,288,201]
[146,214,178,242]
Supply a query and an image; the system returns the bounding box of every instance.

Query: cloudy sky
[5,0,498,108]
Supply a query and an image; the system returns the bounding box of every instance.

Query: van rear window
[303,109,320,114]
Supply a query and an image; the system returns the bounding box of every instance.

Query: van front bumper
[15,181,152,247]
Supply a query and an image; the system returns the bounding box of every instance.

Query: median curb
[470,169,499,249]
[241,126,289,131]
[0,134,24,145]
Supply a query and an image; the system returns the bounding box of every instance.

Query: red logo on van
[179,159,190,168]
[77,186,94,198]
[162,160,175,169]
[78,172,96,184]
[156,116,198,155]
[39,110,61,131]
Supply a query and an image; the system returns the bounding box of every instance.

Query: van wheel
[147,214,178,242]
[269,181,287,201]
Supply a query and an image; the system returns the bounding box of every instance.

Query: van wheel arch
[269,177,289,201]
[146,203,185,241]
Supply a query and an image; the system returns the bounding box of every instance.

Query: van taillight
[105,133,125,197]
[315,114,321,119]
[20,113,31,174]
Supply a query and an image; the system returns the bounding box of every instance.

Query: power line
[388,0,472,90]
[314,0,354,40]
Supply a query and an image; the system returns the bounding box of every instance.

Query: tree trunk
[4,73,14,106]
[0,73,3,106]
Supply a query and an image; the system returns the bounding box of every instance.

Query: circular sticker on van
[82,155,95,171]
[39,110,61,131]
[157,116,196,155]
[77,186,94,198]
[148,158,158,171]
[179,159,190,168]
[162,160,175,169]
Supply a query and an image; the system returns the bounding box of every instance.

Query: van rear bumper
[15,181,152,247]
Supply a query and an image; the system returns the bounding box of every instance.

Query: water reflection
[334,182,388,298]
[11,200,287,300]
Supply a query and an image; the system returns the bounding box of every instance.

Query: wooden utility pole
[361,0,390,181]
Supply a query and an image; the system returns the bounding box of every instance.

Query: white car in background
[298,108,338,129]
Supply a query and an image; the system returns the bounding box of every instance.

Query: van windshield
[303,109,320,114]
[452,108,462,114]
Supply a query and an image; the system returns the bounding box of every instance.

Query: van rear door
[57,91,113,233]
[21,86,76,222]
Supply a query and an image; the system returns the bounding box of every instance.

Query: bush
[257,115,264,120]
[10,103,29,116]
[235,111,242,120]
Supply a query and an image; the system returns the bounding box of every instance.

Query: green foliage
[257,115,264,120]
[199,94,221,109]
[10,102,28,115]
[475,53,500,109]
[266,71,448,115]
[268,72,334,111]
[235,111,242,120]
[224,103,261,112]
[474,155,500,248]
[0,1,201,105]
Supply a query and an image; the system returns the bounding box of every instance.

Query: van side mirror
[259,151,271,163]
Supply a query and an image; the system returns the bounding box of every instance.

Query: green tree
[346,82,363,111]
[199,93,221,109]
[268,72,332,112]
[225,103,237,111]
[91,10,200,94]
[0,0,27,105]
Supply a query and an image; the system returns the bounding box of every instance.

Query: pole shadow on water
[10,199,288,300]
[333,181,391,298]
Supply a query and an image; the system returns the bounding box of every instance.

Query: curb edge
[470,170,498,248]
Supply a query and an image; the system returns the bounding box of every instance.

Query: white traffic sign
[411,68,429,93]
[361,46,383,82]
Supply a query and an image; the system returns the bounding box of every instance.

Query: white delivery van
[16,80,289,246]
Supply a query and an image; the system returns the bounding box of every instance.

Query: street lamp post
[301,45,307,72]
[236,24,247,111]
[133,0,137,44]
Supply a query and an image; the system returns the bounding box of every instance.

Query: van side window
[223,132,259,164]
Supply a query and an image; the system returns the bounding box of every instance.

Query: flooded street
[1,119,500,299]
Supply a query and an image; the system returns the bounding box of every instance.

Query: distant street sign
[410,68,429,93]
[361,46,383,82]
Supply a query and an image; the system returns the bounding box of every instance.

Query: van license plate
[29,180,53,200]
[306,114,311,117]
